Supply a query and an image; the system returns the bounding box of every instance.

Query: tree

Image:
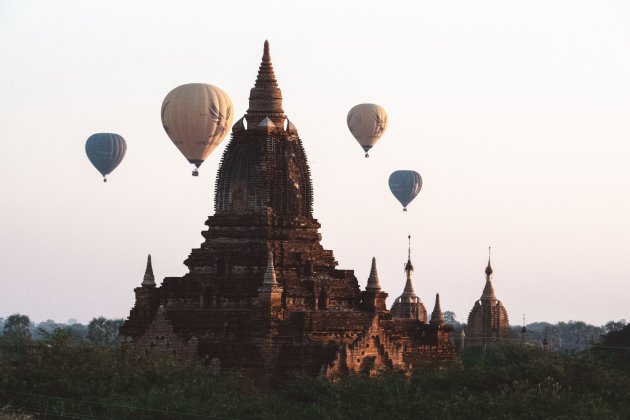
[3,314,32,339]
[87,317,124,345]
[604,319,627,334]
[443,311,460,327]
[602,324,630,348]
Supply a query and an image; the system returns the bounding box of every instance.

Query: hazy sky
[1,0,628,325]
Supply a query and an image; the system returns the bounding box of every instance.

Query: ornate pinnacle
[402,264,417,298]
[430,293,445,326]
[255,40,278,89]
[481,249,496,300]
[262,251,278,287]
[405,235,414,272]
[246,40,285,126]
[366,257,381,290]
[141,254,155,287]
[485,246,493,276]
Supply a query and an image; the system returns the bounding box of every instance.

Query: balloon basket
[403,208,407,212]
[364,153,369,158]
[192,170,199,177]
[103,178,107,183]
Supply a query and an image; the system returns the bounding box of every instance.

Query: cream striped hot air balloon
[347,103,388,157]
[161,83,233,176]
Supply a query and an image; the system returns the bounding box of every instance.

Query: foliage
[604,319,627,334]
[443,311,460,327]
[1,335,629,419]
[602,324,630,346]
[512,320,618,352]
[3,314,31,340]
[86,317,124,345]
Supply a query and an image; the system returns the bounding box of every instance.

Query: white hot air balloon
[161,83,234,176]
[346,103,388,157]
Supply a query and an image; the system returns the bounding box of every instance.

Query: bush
[1,338,628,419]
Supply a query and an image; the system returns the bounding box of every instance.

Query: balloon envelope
[389,170,422,210]
[85,133,127,181]
[347,103,388,157]
[161,83,233,173]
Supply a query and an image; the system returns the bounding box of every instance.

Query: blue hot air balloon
[388,170,423,211]
[85,133,127,182]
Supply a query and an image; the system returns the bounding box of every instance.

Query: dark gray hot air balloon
[388,170,422,211]
[85,133,127,182]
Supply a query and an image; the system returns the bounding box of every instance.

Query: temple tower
[466,249,511,345]
[360,257,388,312]
[390,236,427,321]
[429,293,445,326]
[180,41,360,313]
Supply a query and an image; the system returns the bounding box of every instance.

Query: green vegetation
[1,326,629,419]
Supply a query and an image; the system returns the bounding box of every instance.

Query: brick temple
[120,41,456,381]
[465,252,511,346]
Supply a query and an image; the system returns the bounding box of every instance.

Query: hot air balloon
[161,83,233,176]
[389,170,422,211]
[347,103,388,157]
[85,133,127,182]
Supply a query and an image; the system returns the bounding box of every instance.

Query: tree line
[0,323,628,418]
[0,314,123,345]
[2,312,627,351]
[443,311,627,351]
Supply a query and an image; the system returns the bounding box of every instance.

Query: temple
[465,250,511,345]
[120,41,456,382]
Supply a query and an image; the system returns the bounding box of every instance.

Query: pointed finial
[405,235,414,272]
[262,251,278,287]
[485,246,493,276]
[142,254,155,287]
[366,257,381,290]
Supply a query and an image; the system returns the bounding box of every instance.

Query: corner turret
[141,254,156,287]
[360,257,387,312]
[430,293,445,326]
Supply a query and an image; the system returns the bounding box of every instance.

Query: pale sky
[0,0,628,325]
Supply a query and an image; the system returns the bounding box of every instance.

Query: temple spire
[262,251,278,288]
[481,247,496,300]
[246,40,285,126]
[485,246,493,276]
[141,254,155,287]
[405,234,414,272]
[402,235,416,297]
[430,293,445,326]
[366,257,381,290]
[255,40,278,89]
